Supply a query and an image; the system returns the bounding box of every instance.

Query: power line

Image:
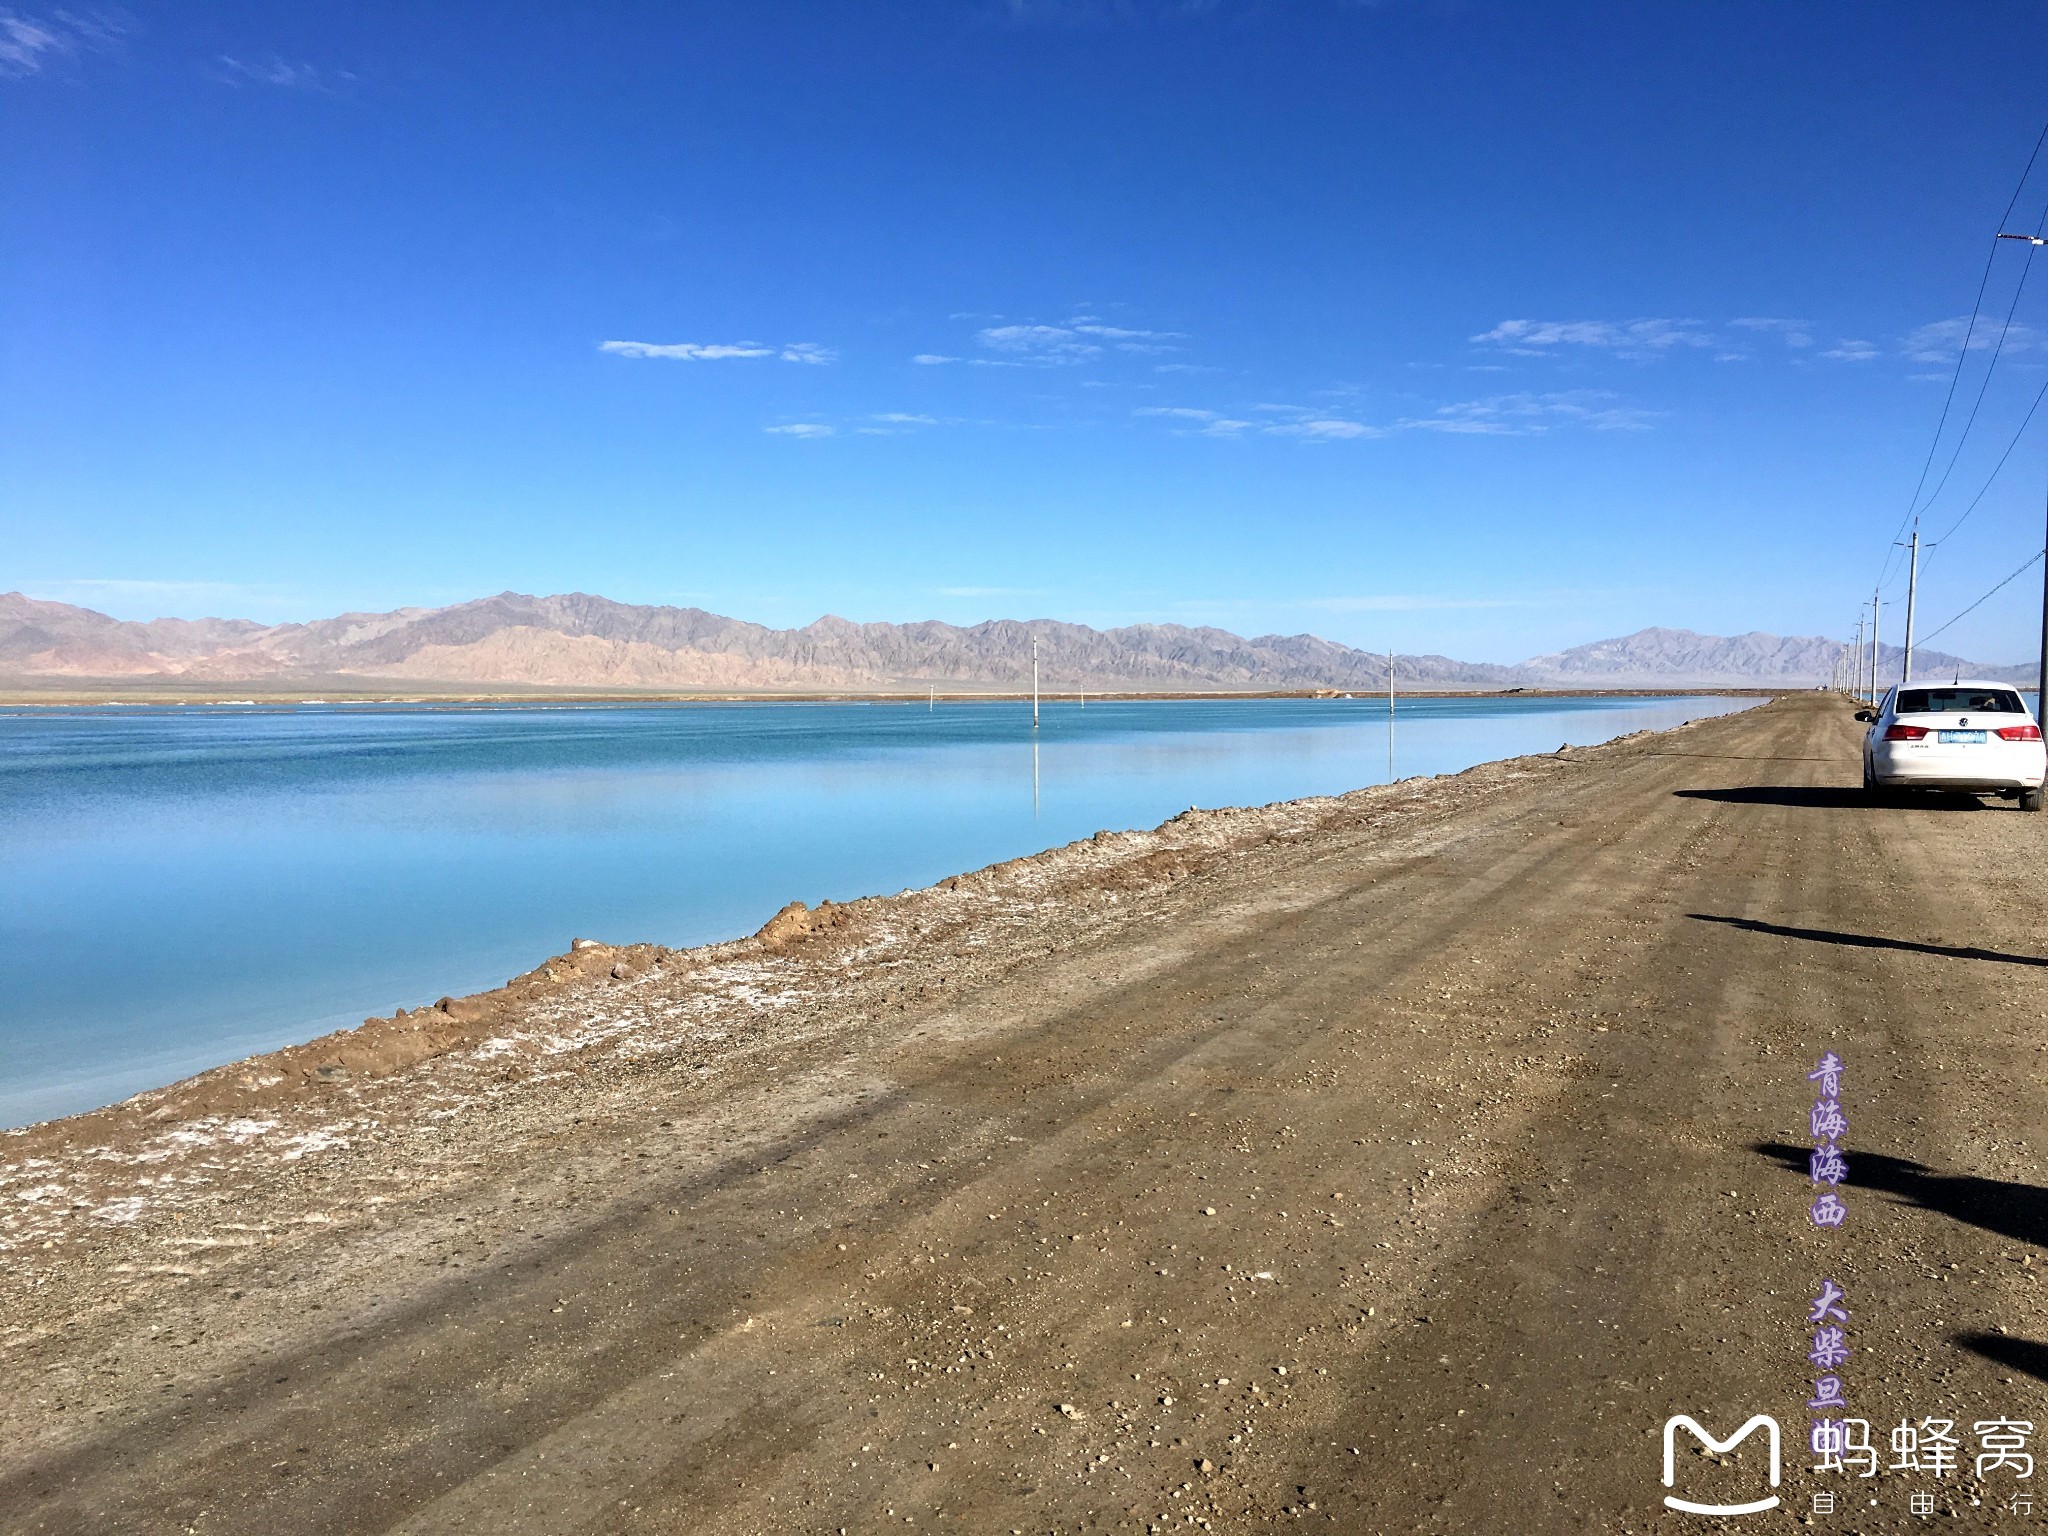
[1925,368,2048,551]
[1915,547,2046,649]
[1876,118,2048,594]
[1909,201,2048,527]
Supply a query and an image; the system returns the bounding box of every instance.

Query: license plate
[1938,730,1988,744]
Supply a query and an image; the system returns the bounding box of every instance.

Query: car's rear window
[1895,687,2025,715]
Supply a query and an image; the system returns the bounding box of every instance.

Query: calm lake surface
[1,693,1758,1127]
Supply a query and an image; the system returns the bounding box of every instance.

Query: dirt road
[7,693,2048,1533]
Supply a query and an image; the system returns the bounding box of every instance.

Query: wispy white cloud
[1478,313,1913,367]
[1212,400,1381,440]
[1731,316,1813,348]
[1142,388,1657,441]
[1266,417,1382,440]
[0,9,62,73]
[1471,317,1717,359]
[1902,316,2048,365]
[977,323,1101,362]
[217,54,346,90]
[1399,390,1657,434]
[912,353,960,365]
[764,423,833,438]
[1069,321,1168,339]
[605,340,769,360]
[601,339,835,363]
[1138,405,1378,441]
[1067,316,1184,352]
[853,412,942,434]
[966,315,1185,365]
[0,6,122,78]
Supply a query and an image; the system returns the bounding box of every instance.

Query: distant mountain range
[1521,626,2032,689]
[0,592,2029,692]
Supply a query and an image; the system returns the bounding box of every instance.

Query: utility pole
[1852,616,1864,699]
[1031,634,1039,729]
[1869,592,1882,705]
[1900,526,1921,685]
[1387,646,1396,781]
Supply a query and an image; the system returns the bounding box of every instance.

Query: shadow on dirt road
[1755,1142,2048,1250]
[1956,1331,2048,1386]
[1693,912,2048,967]
[1674,785,1872,807]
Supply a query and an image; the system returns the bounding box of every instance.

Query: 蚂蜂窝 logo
[1662,1414,1782,1515]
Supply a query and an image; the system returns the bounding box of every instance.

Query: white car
[1859,679,2047,810]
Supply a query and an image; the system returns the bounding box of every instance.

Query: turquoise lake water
[0,693,1758,1127]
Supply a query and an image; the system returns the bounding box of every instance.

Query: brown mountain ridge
[0,591,2026,693]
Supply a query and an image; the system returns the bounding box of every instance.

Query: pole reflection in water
[1388,649,1397,782]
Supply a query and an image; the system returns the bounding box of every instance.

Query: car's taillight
[1885,724,1930,741]
[1998,724,2043,741]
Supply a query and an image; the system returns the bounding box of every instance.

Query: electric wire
[1925,368,2048,551]
[1874,118,2048,594]
[1910,199,2048,527]
[1915,548,2046,649]
[1881,247,2002,591]
[1909,192,2048,626]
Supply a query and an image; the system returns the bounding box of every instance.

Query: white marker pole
[1032,634,1040,729]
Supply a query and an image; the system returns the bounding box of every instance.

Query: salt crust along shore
[0,720,1702,1375]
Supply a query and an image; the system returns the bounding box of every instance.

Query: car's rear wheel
[1862,758,1879,798]
[2022,786,2044,813]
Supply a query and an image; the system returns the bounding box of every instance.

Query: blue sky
[7,1,2048,663]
